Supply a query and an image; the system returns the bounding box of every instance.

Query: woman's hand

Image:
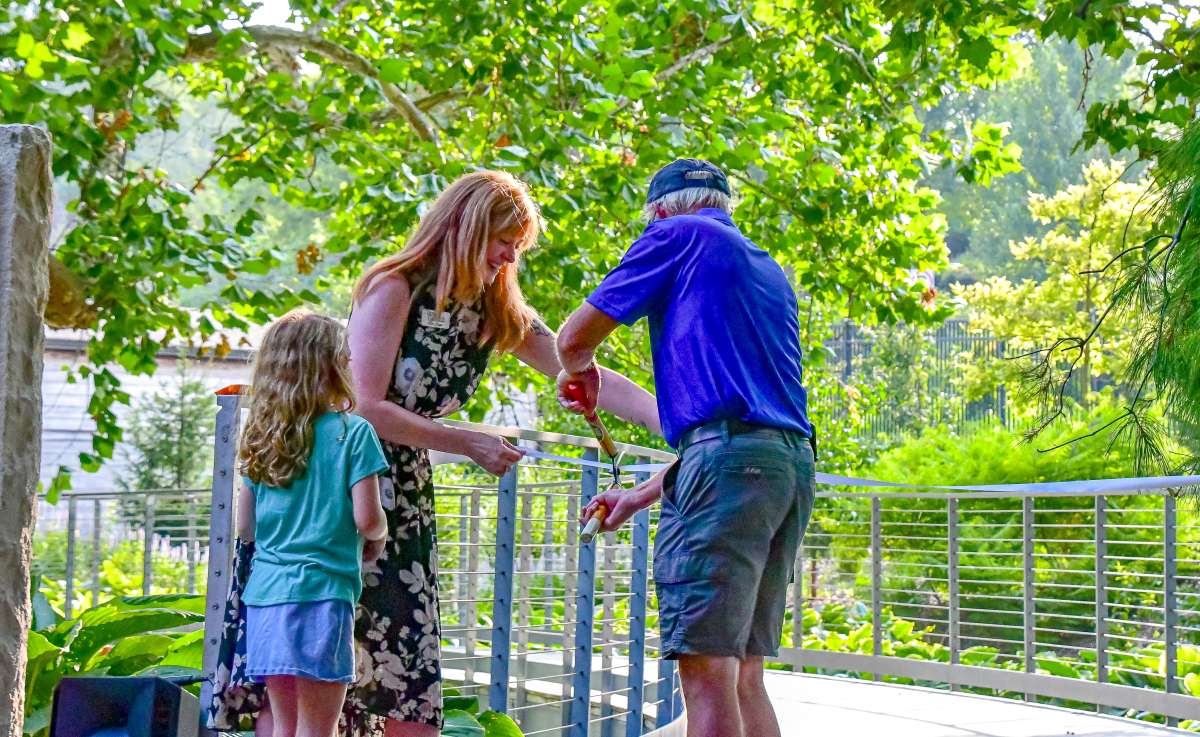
[465,431,525,476]
[580,481,659,533]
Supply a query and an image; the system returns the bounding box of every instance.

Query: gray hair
[643,187,732,222]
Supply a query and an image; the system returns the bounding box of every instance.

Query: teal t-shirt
[242,412,389,607]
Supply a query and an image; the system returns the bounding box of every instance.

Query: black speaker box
[49,676,199,737]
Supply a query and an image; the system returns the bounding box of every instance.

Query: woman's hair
[353,170,543,353]
[239,309,355,488]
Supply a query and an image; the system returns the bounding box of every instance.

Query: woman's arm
[348,274,524,475]
[512,317,662,436]
[236,482,255,542]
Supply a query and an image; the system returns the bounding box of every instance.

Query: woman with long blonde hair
[347,170,658,735]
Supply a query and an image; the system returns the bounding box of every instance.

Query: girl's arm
[512,317,662,436]
[236,482,255,542]
[348,274,524,476]
[351,475,387,542]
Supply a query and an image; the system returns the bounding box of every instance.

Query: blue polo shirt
[587,208,812,448]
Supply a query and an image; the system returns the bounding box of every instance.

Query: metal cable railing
[787,488,1200,726]
[31,392,1200,733]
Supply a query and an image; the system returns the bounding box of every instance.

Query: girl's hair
[353,170,543,352]
[239,310,355,488]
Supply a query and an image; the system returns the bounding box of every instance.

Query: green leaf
[26,631,60,662]
[63,603,203,667]
[379,59,407,84]
[444,696,481,714]
[478,710,523,737]
[158,628,205,669]
[1184,672,1200,697]
[16,33,35,58]
[441,709,485,737]
[1036,656,1082,680]
[62,23,93,52]
[24,705,52,736]
[88,633,175,675]
[135,664,205,682]
[31,585,63,631]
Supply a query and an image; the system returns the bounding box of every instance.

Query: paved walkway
[760,673,1190,737]
[649,673,1191,736]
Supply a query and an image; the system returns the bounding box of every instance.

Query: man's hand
[557,364,601,416]
[580,480,659,533]
[362,536,387,564]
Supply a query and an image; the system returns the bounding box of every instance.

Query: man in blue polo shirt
[555,158,817,737]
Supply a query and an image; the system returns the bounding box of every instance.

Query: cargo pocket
[654,552,724,585]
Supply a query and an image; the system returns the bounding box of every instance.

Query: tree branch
[184,25,439,144]
[611,36,733,115]
[822,34,895,113]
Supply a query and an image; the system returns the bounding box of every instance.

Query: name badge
[419,307,451,329]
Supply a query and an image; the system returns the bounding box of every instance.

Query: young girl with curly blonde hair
[236,309,389,737]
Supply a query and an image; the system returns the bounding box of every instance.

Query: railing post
[466,488,481,684]
[457,493,471,681]
[948,497,959,690]
[1022,496,1034,701]
[515,486,533,710]
[142,493,156,596]
[655,659,677,728]
[1164,493,1178,726]
[200,392,241,737]
[91,499,102,607]
[792,539,804,649]
[870,496,882,675]
[626,465,651,737]
[601,519,616,737]
[570,448,600,737]
[563,487,579,727]
[186,494,198,594]
[64,496,77,618]
[1095,495,1108,687]
[489,464,519,713]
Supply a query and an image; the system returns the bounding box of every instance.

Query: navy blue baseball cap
[646,158,731,204]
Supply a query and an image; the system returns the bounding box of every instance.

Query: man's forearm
[558,342,597,374]
[556,303,618,374]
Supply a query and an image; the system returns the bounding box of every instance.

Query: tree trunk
[0,124,52,737]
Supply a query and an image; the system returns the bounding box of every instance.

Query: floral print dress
[206,276,493,734]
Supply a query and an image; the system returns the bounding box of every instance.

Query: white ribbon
[503,445,1200,494]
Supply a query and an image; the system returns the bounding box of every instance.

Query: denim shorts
[654,427,816,659]
[245,599,355,683]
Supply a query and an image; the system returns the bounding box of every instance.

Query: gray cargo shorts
[654,426,816,659]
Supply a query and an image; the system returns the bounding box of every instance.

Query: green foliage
[119,369,214,492]
[1,0,1054,475]
[440,687,526,737]
[115,369,214,543]
[1105,121,1200,472]
[794,601,1200,730]
[23,593,206,737]
[953,160,1155,413]
[864,394,1137,485]
[926,39,1135,281]
[32,533,199,614]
